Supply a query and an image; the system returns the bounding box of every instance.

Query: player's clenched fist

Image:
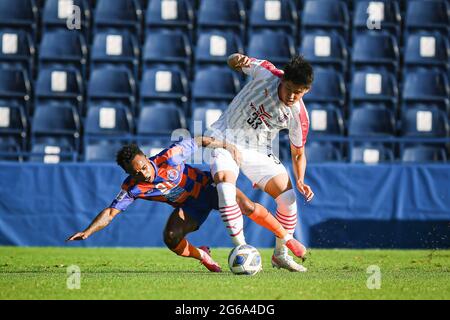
[227,53,252,72]
[297,180,314,202]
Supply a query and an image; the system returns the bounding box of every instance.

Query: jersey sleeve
[242,58,284,80]
[157,137,198,166]
[288,104,309,149]
[109,189,135,211]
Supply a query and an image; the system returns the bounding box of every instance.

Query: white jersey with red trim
[210,58,309,152]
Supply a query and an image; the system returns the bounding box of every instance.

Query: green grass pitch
[0,247,449,300]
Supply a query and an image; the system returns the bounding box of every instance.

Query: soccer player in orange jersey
[66,136,306,272]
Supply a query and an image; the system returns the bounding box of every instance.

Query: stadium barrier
[0,162,448,249]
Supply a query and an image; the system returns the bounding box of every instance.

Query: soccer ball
[228,244,262,276]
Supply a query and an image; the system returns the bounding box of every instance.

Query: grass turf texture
[0,247,449,300]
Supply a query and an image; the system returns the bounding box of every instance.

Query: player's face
[128,154,153,182]
[279,80,310,107]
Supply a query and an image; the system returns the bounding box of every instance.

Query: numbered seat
[145,0,194,39]
[299,31,347,73]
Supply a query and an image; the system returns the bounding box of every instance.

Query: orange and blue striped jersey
[109,138,212,211]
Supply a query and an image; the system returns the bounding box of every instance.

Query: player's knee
[275,188,297,214]
[213,171,237,184]
[163,228,183,249]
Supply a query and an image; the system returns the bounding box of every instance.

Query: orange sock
[248,203,288,239]
[172,238,203,260]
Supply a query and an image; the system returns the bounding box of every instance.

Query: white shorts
[210,147,288,190]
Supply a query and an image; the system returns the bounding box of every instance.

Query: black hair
[116,144,144,172]
[283,55,314,89]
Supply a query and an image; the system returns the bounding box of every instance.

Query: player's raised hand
[66,231,89,242]
[297,180,314,202]
[228,53,251,72]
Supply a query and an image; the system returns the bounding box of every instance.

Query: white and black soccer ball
[228,244,262,276]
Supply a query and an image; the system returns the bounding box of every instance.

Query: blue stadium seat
[140,66,189,111]
[352,32,399,74]
[350,70,398,110]
[402,70,450,114]
[94,0,143,40]
[39,30,88,78]
[0,103,28,150]
[0,29,35,77]
[85,104,134,138]
[307,103,345,138]
[192,66,241,102]
[248,0,299,36]
[42,0,91,38]
[0,0,38,38]
[91,31,140,79]
[350,143,395,164]
[190,107,224,132]
[353,0,401,39]
[88,67,136,113]
[348,105,396,136]
[186,0,199,10]
[401,106,449,138]
[142,30,192,75]
[145,0,194,39]
[0,140,22,161]
[29,140,78,162]
[302,68,346,107]
[195,31,244,67]
[401,145,447,163]
[85,141,123,162]
[139,137,173,157]
[0,67,31,114]
[299,31,348,73]
[246,30,295,67]
[31,102,81,151]
[190,101,229,111]
[301,0,350,41]
[137,103,187,135]
[197,0,246,39]
[35,66,84,113]
[405,0,449,36]
[404,32,450,73]
[306,142,343,163]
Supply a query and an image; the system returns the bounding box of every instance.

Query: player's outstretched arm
[227,53,252,72]
[194,136,242,166]
[65,207,121,241]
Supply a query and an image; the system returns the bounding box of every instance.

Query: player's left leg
[163,208,221,272]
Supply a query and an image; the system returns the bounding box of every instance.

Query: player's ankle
[282,234,293,243]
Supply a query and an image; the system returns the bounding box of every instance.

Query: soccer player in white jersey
[207,53,314,272]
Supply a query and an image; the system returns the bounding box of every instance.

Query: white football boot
[271,253,307,272]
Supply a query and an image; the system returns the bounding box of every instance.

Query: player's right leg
[163,208,221,272]
[264,174,307,272]
[210,148,247,246]
[237,149,307,272]
[235,188,306,259]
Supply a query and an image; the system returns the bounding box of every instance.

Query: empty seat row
[306,142,448,163]
[1,62,448,119]
[3,27,448,86]
[1,0,448,43]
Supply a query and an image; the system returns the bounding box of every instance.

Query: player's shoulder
[259,60,284,79]
[290,100,302,114]
[121,176,137,192]
[289,99,309,122]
